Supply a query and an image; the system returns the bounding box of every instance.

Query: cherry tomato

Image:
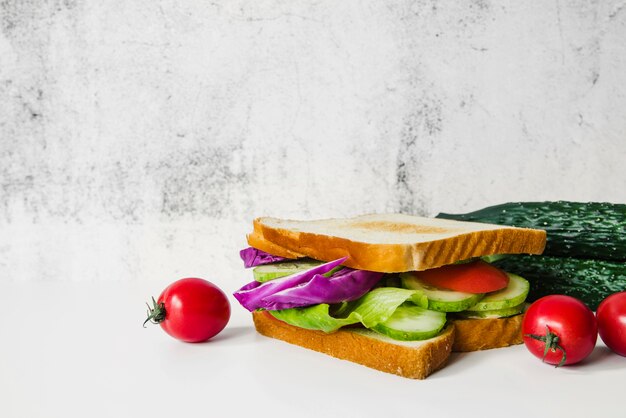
[415,260,509,294]
[597,291,626,356]
[144,278,230,343]
[522,295,597,366]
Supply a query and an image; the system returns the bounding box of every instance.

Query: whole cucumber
[437,201,626,261]
[494,255,626,310]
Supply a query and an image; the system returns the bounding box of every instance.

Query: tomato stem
[143,297,167,327]
[525,325,567,367]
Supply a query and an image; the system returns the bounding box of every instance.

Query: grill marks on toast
[345,220,454,235]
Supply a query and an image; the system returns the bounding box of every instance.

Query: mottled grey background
[1,1,625,282]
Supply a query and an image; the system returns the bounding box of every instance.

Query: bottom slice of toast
[252,311,526,378]
[252,311,455,379]
[450,314,524,352]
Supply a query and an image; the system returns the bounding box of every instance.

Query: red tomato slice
[415,260,509,293]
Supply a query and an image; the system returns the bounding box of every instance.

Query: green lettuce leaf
[268,287,428,333]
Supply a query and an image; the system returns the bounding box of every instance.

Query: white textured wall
[2,1,625,282]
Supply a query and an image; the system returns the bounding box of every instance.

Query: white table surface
[2,279,624,418]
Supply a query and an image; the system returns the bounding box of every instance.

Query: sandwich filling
[234,248,530,342]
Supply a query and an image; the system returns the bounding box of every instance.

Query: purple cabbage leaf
[240,247,289,268]
[233,257,384,311]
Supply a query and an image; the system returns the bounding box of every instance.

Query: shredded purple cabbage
[260,268,384,310]
[240,247,288,268]
[233,257,383,311]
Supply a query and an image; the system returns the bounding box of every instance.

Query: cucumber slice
[466,273,529,311]
[400,273,484,312]
[455,303,525,319]
[454,254,508,264]
[252,259,324,282]
[372,305,447,341]
[480,254,508,263]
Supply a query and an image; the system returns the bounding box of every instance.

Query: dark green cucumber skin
[494,255,626,310]
[437,201,626,261]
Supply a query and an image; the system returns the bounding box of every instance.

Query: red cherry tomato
[415,260,509,294]
[144,278,230,343]
[522,295,597,366]
[597,291,626,356]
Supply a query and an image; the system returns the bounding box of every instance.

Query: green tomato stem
[525,325,567,367]
[143,297,167,327]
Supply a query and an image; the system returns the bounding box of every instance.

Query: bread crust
[252,311,455,379]
[252,215,546,273]
[247,230,304,259]
[450,314,524,352]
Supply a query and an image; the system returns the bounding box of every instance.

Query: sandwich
[234,213,546,379]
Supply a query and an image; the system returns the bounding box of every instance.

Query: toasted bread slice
[252,311,455,379]
[450,314,524,352]
[251,214,546,273]
[252,311,524,378]
[247,230,305,259]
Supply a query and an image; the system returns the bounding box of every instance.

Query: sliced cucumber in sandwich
[454,254,508,264]
[253,259,324,282]
[465,273,529,312]
[455,303,525,319]
[372,304,447,341]
[400,273,484,312]
[480,254,508,263]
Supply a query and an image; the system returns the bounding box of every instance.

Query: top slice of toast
[249,213,546,272]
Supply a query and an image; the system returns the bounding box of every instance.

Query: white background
[1,0,625,283]
[1,1,625,417]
